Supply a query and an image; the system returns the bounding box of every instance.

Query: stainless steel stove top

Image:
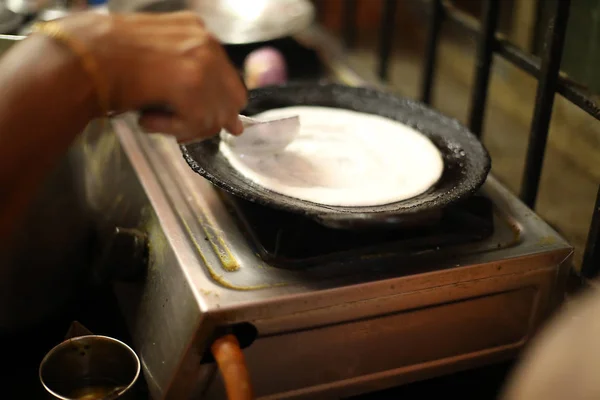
[78,113,572,399]
[113,119,563,295]
[81,27,573,400]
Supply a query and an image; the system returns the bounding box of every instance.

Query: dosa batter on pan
[219,106,444,207]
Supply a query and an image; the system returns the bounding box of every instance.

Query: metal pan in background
[181,82,491,229]
[109,0,315,45]
[0,1,24,35]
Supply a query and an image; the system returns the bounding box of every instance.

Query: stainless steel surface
[218,114,300,154]
[0,2,23,34]
[5,0,49,15]
[190,0,314,45]
[4,0,67,15]
[78,27,573,399]
[109,0,315,45]
[18,7,70,35]
[36,6,68,19]
[40,335,141,400]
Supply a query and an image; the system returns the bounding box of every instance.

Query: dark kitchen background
[314,0,600,271]
[2,0,598,398]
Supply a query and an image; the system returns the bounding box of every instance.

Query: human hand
[58,11,247,142]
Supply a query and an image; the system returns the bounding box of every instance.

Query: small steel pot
[39,335,141,400]
[5,0,51,15]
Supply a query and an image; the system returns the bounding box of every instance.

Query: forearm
[0,34,99,240]
[0,11,249,241]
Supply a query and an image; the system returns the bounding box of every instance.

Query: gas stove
[223,192,495,269]
[82,28,573,400]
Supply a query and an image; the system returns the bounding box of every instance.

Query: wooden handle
[210,334,254,400]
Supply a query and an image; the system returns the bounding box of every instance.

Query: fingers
[164,11,206,27]
[223,115,244,136]
[169,50,246,140]
[138,112,217,143]
[138,113,187,136]
[217,65,247,137]
[110,12,248,142]
[139,110,226,143]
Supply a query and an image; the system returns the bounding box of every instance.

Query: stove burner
[220,38,494,269]
[223,194,495,269]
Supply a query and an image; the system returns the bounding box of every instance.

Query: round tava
[181,82,491,229]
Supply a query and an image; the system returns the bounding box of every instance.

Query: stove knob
[94,227,148,284]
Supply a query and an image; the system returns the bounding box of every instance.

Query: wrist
[45,13,116,117]
[26,33,100,120]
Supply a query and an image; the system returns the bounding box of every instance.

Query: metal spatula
[220,114,300,153]
[140,106,299,152]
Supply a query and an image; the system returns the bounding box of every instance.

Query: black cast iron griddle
[180,82,491,229]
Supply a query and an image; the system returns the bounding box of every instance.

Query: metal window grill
[342,0,600,279]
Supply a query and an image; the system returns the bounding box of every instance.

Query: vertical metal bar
[581,185,600,279]
[378,0,398,81]
[468,0,500,137]
[343,0,358,49]
[530,0,547,55]
[420,0,444,104]
[520,0,571,208]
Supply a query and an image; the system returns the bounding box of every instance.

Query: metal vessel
[109,0,315,45]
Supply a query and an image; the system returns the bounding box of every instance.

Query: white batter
[219,106,444,207]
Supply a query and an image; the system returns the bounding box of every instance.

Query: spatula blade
[220,115,300,153]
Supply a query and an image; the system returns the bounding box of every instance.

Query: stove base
[200,265,561,399]
[97,117,570,399]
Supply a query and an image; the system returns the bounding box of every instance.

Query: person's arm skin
[0,12,247,241]
[501,288,600,400]
[0,34,98,241]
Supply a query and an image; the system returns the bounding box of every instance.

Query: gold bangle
[31,21,110,116]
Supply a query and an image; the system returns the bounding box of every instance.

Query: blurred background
[315,0,600,270]
[2,0,596,269]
